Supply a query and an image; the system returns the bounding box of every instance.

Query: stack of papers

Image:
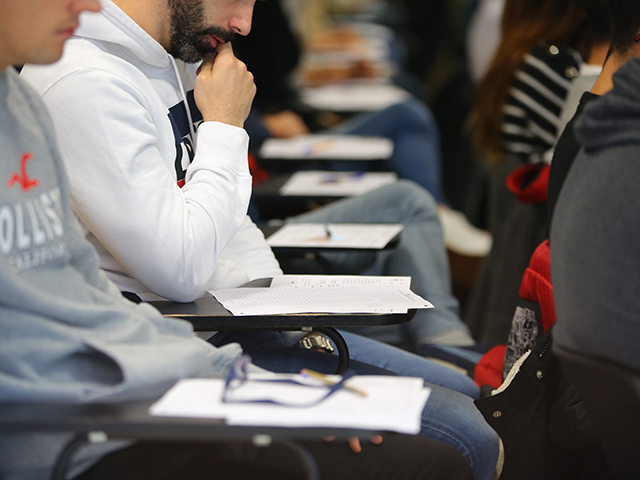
[210,275,433,316]
[259,135,394,161]
[150,374,430,434]
[266,223,403,249]
[279,171,398,197]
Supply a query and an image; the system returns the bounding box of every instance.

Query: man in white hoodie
[20,2,501,478]
[19,0,479,352]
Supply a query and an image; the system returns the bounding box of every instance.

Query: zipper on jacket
[538,335,552,358]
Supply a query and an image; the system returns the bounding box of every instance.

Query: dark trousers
[73,433,474,480]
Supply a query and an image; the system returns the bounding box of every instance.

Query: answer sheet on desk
[259,134,394,160]
[149,375,430,434]
[270,275,411,289]
[279,171,398,197]
[266,223,403,249]
[300,84,411,112]
[210,275,433,316]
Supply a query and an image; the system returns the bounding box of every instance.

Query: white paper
[279,171,397,197]
[210,275,433,316]
[300,84,411,112]
[269,275,411,289]
[259,135,394,160]
[266,223,403,249]
[149,375,430,435]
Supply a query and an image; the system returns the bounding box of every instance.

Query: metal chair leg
[313,326,350,375]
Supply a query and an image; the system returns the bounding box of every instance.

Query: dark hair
[470,0,587,163]
[606,0,640,55]
[581,0,611,45]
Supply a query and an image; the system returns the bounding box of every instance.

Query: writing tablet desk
[0,401,375,480]
[252,172,396,204]
[150,278,415,375]
[256,139,393,173]
[252,173,339,205]
[260,224,401,274]
[251,172,398,223]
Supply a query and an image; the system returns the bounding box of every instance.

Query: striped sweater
[502,44,582,164]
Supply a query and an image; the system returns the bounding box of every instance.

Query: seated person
[471,2,630,477]
[550,3,640,404]
[234,0,447,205]
[0,3,475,480]
[19,0,499,478]
[466,0,593,345]
[20,3,480,371]
[22,0,482,363]
[235,0,491,259]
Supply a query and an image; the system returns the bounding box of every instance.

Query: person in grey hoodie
[0,1,479,480]
[551,57,640,378]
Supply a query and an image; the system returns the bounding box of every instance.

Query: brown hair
[470,0,588,163]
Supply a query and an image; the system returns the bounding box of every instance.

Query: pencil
[300,368,368,397]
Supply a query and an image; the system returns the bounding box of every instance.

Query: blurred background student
[464,0,595,345]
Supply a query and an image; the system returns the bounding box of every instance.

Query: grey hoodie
[551,57,640,374]
[0,68,245,479]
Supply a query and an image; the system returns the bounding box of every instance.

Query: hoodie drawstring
[169,56,197,144]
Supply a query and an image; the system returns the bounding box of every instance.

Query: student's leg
[287,180,474,347]
[301,433,475,480]
[337,330,479,397]
[336,332,499,480]
[210,331,394,376]
[73,435,475,480]
[332,99,447,204]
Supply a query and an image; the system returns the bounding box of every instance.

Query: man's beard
[168,0,235,63]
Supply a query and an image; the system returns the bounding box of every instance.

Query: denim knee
[421,385,500,480]
[389,179,440,221]
[385,99,439,134]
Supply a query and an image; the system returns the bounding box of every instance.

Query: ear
[631,30,640,57]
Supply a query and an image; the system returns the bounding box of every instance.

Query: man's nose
[71,0,101,15]
[229,0,255,36]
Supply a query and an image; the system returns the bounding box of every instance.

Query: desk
[258,135,393,162]
[0,401,374,480]
[252,171,398,221]
[0,401,373,441]
[150,278,415,375]
[260,224,400,274]
[253,173,335,205]
[253,172,397,205]
[261,224,401,254]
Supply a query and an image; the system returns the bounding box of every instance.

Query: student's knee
[387,99,438,133]
[421,385,500,480]
[392,179,439,218]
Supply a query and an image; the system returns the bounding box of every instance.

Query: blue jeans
[210,330,499,480]
[332,99,447,204]
[288,180,472,346]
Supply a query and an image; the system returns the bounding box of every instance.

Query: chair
[260,224,401,274]
[0,400,374,480]
[149,278,415,375]
[252,171,399,221]
[554,344,640,479]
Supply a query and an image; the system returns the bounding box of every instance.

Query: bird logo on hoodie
[7,153,39,192]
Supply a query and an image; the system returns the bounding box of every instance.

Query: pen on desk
[324,223,333,240]
[300,368,368,397]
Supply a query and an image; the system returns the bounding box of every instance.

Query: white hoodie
[20,0,282,302]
